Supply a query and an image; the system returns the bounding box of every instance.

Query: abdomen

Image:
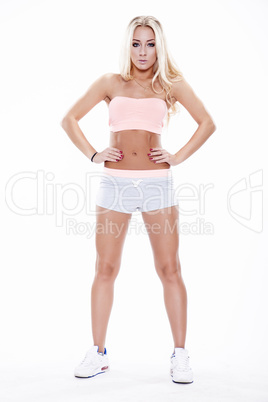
[104,130,170,170]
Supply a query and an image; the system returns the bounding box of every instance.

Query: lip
[138,60,147,63]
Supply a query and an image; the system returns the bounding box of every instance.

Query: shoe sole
[74,367,109,378]
[171,368,193,384]
[171,372,193,384]
[171,373,193,384]
[172,379,194,384]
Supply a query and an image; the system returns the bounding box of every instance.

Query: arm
[60,73,122,163]
[149,76,217,165]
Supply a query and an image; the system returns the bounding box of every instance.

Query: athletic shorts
[95,167,178,214]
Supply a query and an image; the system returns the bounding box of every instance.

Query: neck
[131,66,154,81]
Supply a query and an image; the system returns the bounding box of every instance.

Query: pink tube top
[108,96,168,135]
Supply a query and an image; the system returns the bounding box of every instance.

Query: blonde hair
[119,16,183,124]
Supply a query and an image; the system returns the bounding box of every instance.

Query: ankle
[173,346,185,353]
[95,345,105,354]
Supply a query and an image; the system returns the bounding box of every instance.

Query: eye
[148,43,155,47]
[132,42,139,47]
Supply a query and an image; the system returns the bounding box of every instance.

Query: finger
[108,149,123,157]
[105,156,120,162]
[150,149,166,155]
[106,151,123,160]
[106,153,121,161]
[109,147,123,152]
[154,157,169,163]
[151,156,164,161]
[151,152,163,157]
[108,147,124,155]
[148,152,163,158]
[107,151,124,161]
[151,153,170,161]
[149,149,165,156]
[150,152,168,161]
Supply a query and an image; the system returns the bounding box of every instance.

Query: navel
[132,151,137,156]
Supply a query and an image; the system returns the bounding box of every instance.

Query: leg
[91,205,132,353]
[141,206,187,349]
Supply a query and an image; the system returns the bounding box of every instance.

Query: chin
[135,63,154,70]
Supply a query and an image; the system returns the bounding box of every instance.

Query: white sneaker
[170,347,193,383]
[74,345,110,378]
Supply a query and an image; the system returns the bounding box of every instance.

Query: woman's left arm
[150,76,217,166]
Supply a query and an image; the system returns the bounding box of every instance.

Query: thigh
[141,205,180,266]
[95,205,132,264]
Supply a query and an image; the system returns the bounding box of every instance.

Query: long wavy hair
[119,16,183,124]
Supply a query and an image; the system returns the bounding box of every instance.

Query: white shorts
[96,167,178,214]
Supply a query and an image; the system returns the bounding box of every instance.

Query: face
[130,26,157,72]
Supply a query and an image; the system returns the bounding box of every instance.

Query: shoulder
[96,72,122,87]
[170,75,216,126]
[169,75,201,106]
[170,76,191,101]
[95,73,123,101]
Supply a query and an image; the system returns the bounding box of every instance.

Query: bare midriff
[104,130,170,170]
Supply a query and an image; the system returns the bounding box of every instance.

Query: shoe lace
[172,353,189,371]
[80,350,101,368]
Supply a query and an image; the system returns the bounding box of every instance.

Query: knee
[95,257,119,282]
[156,257,182,283]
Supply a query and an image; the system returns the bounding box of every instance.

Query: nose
[139,45,147,56]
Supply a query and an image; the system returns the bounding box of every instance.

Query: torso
[104,74,176,170]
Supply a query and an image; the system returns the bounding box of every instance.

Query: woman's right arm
[60,73,122,163]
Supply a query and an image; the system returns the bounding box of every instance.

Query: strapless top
[108,96,168,135]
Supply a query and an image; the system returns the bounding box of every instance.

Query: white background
[1,0,267,401]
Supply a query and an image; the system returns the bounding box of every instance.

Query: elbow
[211,117,217,132]
[207,119,217,136]
[211,122,217,134]
[200,117,216,136]
[60,116,67,129]
[60,115,74,130]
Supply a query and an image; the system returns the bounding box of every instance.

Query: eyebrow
[132,39,155,42]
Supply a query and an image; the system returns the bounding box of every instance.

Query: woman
[61,15,216,384]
